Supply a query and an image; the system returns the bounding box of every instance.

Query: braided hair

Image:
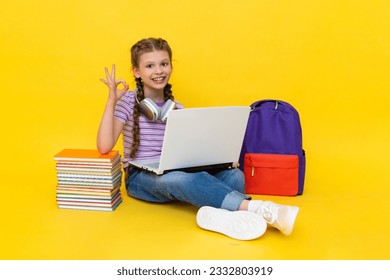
[129,38,175,158]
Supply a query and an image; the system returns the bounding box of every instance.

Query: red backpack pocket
[244,153,299,196]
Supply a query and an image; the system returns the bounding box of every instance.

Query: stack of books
[54,149,123,211]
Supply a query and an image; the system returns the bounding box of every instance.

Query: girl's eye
[146,64,154,68]
[162,61,170,67]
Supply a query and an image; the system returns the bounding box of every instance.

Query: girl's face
[132,50,172,96]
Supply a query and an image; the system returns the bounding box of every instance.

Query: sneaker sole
[196,206,267,240]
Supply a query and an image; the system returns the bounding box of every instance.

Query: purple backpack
[239,100,306,195]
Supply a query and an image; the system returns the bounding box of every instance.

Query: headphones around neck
[134,88,176,122]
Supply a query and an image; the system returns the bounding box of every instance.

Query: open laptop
[129,106,250,175]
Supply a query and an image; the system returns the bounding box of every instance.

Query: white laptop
[129,106,250,175]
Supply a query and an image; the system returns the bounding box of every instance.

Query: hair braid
[164,83,174,101]
[130,78,144,158]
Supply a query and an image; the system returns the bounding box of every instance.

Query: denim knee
[214,168,245,194]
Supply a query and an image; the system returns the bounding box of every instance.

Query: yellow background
[1,0,389,259]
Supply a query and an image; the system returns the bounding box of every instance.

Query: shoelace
[259,202,279,224]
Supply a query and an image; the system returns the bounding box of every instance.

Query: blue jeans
[125,167,250,211]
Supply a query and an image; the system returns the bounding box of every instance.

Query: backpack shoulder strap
[251,99,297,113]
[250,99,279,110]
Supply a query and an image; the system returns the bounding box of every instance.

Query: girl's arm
[97,64,129,154]
[97,99,124,154]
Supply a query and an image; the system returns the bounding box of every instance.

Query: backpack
[238,100,306,196]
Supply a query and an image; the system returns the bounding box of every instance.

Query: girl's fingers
[111,64,116,79]
[116,78,127,86]
[116,79,129,94]
[102,65,124,89]
[123,82,129,91]
[104,67,110,79]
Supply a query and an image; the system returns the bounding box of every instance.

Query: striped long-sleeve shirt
[114,90,183,167]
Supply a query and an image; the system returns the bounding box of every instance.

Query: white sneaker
[196,206,267,240]
[257,201,299,235]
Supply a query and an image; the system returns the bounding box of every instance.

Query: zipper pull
[251,166,254,176]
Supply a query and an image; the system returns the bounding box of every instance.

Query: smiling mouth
[152,77,165,82]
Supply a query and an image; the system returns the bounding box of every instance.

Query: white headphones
[134,88,176,122]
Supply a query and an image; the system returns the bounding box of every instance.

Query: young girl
[97,37,299,240]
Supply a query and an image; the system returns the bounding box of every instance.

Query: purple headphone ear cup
[159,100,176,122]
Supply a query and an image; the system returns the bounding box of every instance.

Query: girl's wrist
[106,98,117,107]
